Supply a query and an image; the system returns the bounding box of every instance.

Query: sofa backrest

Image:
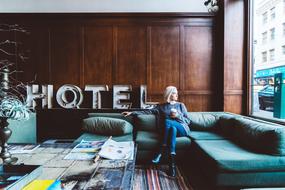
[88,113,134,126]
[233,118,285,156]
[188,112,236,131]
[134,114,157,132]
[188,112,285,156]
[87,112,157,132]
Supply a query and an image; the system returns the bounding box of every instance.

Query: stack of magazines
[64,139,134,160]
[64,140,104,160]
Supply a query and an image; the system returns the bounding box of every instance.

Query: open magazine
[64,140,104,160]
[98,139,134,160]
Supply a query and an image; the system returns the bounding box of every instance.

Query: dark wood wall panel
[84,26,113,85]
[116,26,147,85]
[224,95,243,114]
[181,95,214,112]
[222,0,246,114]
[184,26,214,91]
[149,26,180,94]
[50,24,81,87]
[31,27,50,84]
[1,14,220,112]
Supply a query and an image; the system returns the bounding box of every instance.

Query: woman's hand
[122,111,132,117]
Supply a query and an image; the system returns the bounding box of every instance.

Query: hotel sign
[26,84,154,109]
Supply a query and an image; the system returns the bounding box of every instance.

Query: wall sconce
[204,0,219,13]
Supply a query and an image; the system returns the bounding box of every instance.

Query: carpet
[133,165,193,190]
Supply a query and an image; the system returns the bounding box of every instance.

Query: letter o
[56,84,83,108]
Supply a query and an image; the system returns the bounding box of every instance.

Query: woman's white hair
[164,86,178,103]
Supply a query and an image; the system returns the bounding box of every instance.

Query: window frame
[247,0,285,125]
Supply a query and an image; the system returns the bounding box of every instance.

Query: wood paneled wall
[219,0,247,114]
[1,13,218,112]
[1,12,250,140]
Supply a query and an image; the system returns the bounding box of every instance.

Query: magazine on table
[64,140,104,160]
[98,139,134,160]
[8,144,40,154]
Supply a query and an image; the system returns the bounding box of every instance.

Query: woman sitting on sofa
[122,86,191,177]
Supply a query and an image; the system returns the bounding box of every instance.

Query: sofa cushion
[187,112,220,131]
[88,113,134,125]
[193,140,285,172]
[136,131,160,150]
[136,131,191,150]
[216,115,238,137]
[82,117,133,136]
[189,131,226,140]
[232,118,285,156]
[135,114,157,131]
[74,133,133,143]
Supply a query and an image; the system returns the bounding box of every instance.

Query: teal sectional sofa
[76,111,285,189]
[188,112,285,189]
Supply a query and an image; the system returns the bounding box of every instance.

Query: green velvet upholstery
[82,117,133,136]
[135,114,157,131]
[88,113,134,125]
[189,131,226,140]
[215,171,285,187]
[74,133,133,143]
[187,112,220,131]
[218,118,285,156]
[135,131,160,150]
[136,131,191,151]
[193,140,285,172]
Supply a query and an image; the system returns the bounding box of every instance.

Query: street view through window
[252,0,285,122]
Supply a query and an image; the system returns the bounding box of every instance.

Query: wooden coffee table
[12,141,136,190]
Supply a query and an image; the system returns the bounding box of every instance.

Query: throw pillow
[82,117,133,136]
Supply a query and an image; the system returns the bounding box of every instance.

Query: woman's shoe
[168,154,176,177]
[152,153,162,164]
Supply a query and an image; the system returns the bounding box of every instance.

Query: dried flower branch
[0,24,31,120]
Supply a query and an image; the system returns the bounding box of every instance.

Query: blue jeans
[163,119,187,155]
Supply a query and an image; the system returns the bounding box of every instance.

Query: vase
[0,117,18,164]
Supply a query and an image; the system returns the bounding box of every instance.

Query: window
[270,28,275,40]
[251,0,285,122]
[262,32,267,44]
[262,12,268,24]
[270,7,276,20]
[269,49,275,61]
[262,51,267,62]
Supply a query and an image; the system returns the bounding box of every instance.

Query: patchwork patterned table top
[12,142,136,190]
